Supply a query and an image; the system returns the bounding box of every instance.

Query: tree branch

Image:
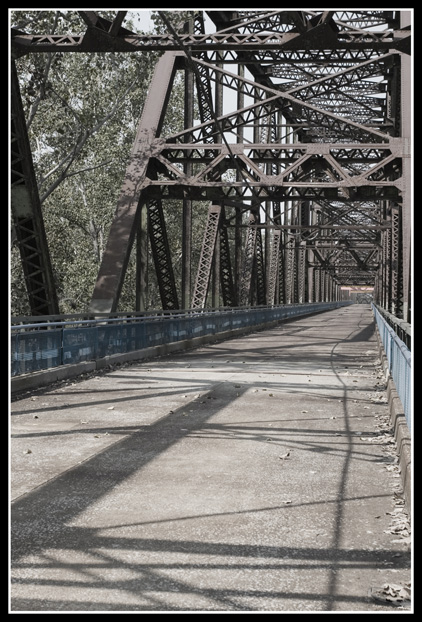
[39,76,139,203]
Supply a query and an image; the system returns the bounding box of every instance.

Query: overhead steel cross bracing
[11,14,411,55]
[10,9,412,322]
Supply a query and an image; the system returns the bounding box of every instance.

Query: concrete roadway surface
[9,305,412,613]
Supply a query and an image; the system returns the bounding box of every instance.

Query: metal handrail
[372,303,412,431]
[11,301,352,378]
[372,303,411,349]
[10,302,345,332]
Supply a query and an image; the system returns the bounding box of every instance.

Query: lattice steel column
[284,234,295,304]
[321,270,325,302]
[324,271,330,302]
[296,241,306,303]
[314,268,321,302]
[277,235,286,304]
[148,198,179,310]
[191,204,221,309]
[11,61,59,315]
[385,227,392,312]
[391,206,402,317]
[306,248,315,303]
[219,207,236,307]
[239,212,258,306]
[255,226,266,305]
[380,229,389,311]
[267,229,281,305]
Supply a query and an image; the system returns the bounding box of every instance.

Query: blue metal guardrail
[11,302,350,378]
[372,304,412,433]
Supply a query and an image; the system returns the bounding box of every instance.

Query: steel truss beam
[10,9,412,319]
[11,28,410,56]
[191,204,222,309]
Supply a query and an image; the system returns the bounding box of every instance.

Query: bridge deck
[10,305,411,612]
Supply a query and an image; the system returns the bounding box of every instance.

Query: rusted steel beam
[89,52,180,313]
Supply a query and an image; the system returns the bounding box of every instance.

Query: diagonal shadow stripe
[11,381,246,563]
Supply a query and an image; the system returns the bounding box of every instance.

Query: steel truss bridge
[11,10,412,330]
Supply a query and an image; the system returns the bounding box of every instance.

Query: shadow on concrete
[10,307,407,612]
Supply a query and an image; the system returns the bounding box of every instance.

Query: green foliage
[150,10,200,34]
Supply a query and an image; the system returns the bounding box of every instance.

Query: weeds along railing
[372,303,412,433]
[11,302,351,378]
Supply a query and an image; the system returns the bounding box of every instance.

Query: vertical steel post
[255,221,266,305]
[220,206,236,307]
[391,206,402,317]
[284,234,295,304]
[307,247,315,303]
[314,268,321,302]
[278,232,286,304]
[297,241,306,303]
